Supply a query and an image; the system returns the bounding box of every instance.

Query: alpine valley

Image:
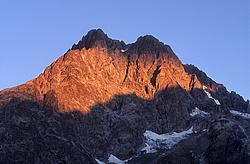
[0,29,249,164]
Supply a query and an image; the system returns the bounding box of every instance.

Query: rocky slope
[0,29,249,164]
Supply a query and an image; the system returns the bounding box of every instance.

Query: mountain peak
[71,28,126,50]
[84,29,109,48]
[137,35,160,43]
[0,28,249,163]
[129,35,169,55]
[71,29,176,60]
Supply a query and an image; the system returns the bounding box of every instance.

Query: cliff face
[1,29,203,112]
[0,29,249,163]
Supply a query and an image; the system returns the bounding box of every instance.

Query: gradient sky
[0,0,249,99]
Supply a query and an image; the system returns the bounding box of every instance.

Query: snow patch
[96,154,131,164]
[141,143,157,153]
[121,49,128,53]
[203,129,208,132]
[203,86,220,105]
[230,110,250,119]
[95,159,105,164]
[141,127,193,153]
[108,154,127,164]
[190,107,209,117]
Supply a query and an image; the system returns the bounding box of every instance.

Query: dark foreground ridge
[0,29,249,164]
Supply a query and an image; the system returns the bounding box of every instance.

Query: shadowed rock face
[184,64,249,112]
[0,98,96,164]
[0,29,249,163]
[71,29,126,51]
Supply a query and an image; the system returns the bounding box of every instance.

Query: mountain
[0,29,249,164]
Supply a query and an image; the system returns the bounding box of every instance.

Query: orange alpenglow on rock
[0,29,249,163]
[0,29,206,112]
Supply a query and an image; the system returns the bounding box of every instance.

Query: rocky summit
[0,29,249,164]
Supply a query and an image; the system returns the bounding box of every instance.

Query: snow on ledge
[141,143,157,153]
[230,110,250,119]
[96,154,131,164]
[190,107,209,117]
[95,159,105,164]
[203,86,221,105]
[141,127,193,154]
[108,154,124,164]
[121,49,128,53]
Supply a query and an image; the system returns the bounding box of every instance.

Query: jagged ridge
[0,29,249,164]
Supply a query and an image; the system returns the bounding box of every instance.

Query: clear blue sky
[0,0,249,99]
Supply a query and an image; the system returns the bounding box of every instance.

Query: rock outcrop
[0,29,249,163]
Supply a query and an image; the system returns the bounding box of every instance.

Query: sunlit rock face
[0,29,249,163]
[0,29,204,112]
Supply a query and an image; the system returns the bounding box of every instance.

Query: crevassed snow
[95,159,105,164]
[108,154,126,164]
[141,127,193,153]
[190,107,209,117]
[203,86,221,105]
[230,110,250,119]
